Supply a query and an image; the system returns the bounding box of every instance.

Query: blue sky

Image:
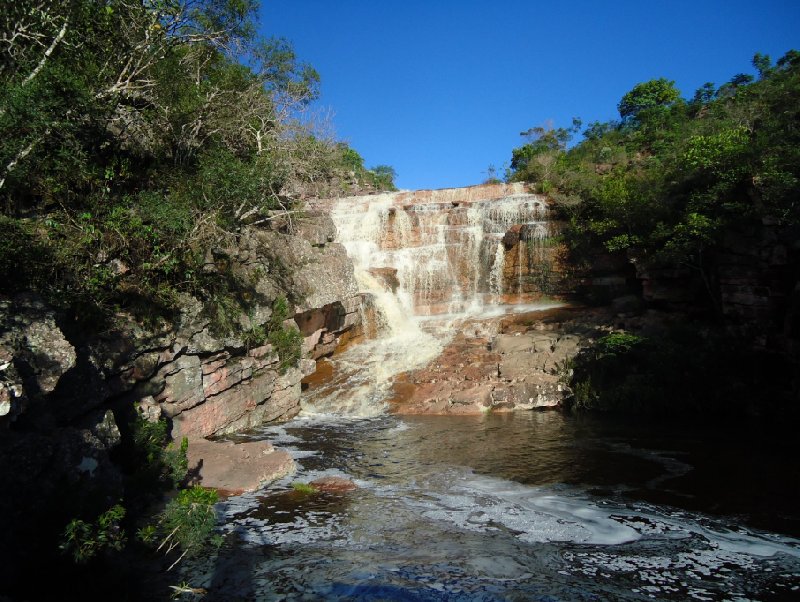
[259,1,800,191]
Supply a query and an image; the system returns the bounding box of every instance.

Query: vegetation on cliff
[508,51,800,416]
[0,0,395,324]
[567,327,788,417]
[0,2,395,595]
[508,50,799,269]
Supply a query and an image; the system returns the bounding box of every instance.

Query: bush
[568,325,790,417]
[268,296,303,373]
[593,332,645,357]
[131,412,189,488]
[60,504,126,564]
[154,486,221,569]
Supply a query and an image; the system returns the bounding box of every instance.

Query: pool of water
[182,412,800,601]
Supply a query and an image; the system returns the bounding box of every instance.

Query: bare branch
[0,130,48,191]
[21,15,68,87]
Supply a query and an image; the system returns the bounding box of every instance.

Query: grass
[291,482,318,495]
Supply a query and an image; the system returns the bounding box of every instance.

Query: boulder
[0,294,76,400]
[309,476,357,493]
[185,438,295,494]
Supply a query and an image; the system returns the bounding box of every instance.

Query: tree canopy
[617,78,681,122]
[507,50,800,308]
[0,0,395,317]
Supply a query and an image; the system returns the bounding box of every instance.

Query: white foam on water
[387,471,641,546]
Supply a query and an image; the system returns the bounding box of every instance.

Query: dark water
[183,412,800,601]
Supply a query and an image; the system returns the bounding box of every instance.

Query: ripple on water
[185,414,800,601]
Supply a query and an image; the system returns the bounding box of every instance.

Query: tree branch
[22,16,68,87]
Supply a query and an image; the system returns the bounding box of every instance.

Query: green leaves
[158,485,221,561]
[682,126,749,175]
[510,48,799,293]
[594,332,646,357]
[60,504,127,564]
[618,78,681,122]
[268,296,303,373]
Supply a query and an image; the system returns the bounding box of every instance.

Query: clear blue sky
[259,0,800,191]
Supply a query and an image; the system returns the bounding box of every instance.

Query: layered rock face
[315,183,571,316]
[391,308,589,414]
[0,212,366,562]
[0,213,362,438]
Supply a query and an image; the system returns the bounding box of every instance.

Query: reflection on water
[182,413,800,601]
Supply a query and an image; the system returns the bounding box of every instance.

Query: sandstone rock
[136,395,162,423]
[171,369,276,439]
[292,212,337,246]
[310,476,357,493]
[392,309,597,415]
[185,438,295,494]
[0,294,76,399]
[295,297,364,359]
[156,354,204,412]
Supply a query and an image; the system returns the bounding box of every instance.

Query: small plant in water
[291,481,317,495]
[169,581,208,599]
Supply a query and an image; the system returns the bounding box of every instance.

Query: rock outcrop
[185,438,295,495]
[389,306,684,416]
[391,308,613,414]
[0,213,362,437]
[0,212,366,574]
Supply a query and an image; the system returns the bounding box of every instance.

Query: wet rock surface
[309,476,358,493]
[390,307,656,415]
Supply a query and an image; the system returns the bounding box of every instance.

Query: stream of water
[185,410,800,601]
[181,190,800,600]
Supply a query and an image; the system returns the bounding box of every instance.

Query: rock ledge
[185,438,295,495]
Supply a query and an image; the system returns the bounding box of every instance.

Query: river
[182,407,799,600]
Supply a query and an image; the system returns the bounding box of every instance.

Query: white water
[330,189,550,316]
[489,241,505,297]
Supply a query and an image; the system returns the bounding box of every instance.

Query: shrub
[268,296,303,373]
[131,411,189,488]
[155,486,222,569]
[593,332,645,357]
[60,504,126,563]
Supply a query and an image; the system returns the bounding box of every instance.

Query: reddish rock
[389,308,606,415]
[186,438,295,494]
[310,476,357,493]
[367,267,400,293]
[170,369,277,439]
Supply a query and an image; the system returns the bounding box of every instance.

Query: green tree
[617,78,681,122]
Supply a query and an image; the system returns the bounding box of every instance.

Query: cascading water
[489,241,505,297]
[330,187,550,316]
[300,186,558,416]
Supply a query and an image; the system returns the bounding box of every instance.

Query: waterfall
[302,186,556,416]
[330,187,551,319]
[490,241,505,296]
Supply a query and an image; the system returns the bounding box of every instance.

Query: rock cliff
[0,212,365,568]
